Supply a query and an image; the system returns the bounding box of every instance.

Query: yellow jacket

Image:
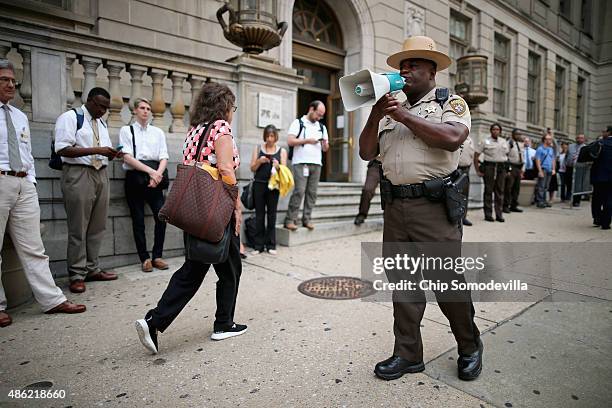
[268,164,294,197]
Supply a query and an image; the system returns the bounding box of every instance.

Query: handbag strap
[193,122,215,163]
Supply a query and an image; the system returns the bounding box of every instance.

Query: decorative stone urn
[216,1,288,55]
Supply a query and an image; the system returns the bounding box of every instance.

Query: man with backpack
[54,87,123,293]
[283,100,329,231]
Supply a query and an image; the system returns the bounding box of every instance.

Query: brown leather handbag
[159,122,239,243]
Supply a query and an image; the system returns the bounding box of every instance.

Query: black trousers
[125,174,167,262]
[357,162,380,217]
[148,227,242,332]
[253,181,280,251]
[503,163,522,210]
[565,167,582,206]
[592,182,612,228]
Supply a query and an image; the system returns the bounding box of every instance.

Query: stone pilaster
[104,60,126,128]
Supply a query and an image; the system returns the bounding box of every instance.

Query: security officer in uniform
[359,36,482,381]
[457,136,474,226]
[474,123,509,222]
[503,128,524,213]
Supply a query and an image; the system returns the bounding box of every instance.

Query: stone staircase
[267,182,384,246]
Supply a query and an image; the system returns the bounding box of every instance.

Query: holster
[443,171,468,224]
[379,165,393,210]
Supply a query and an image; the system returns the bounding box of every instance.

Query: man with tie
[522,137,537,180]
[503,128,525,213]
[54,87,123,293]
[0,59,85,327]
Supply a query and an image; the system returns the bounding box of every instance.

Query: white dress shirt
[54,106,112,167]
[119,122,169,171]
[288,115,329,166]
[0,102,36,183]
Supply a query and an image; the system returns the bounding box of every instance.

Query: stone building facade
[0,0,610,276]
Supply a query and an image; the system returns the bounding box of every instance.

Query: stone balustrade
[0,41,218,132]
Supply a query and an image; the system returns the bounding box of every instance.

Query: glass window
[576,76,586,134]
[493,34,510,116]
[449,12,470,92]
[581,0,592,34]
[293,0,343,49]
[559,0,572,18]
[527,52,541,125]
[554,65,566,131]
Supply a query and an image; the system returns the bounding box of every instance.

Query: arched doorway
[292,0,351,182]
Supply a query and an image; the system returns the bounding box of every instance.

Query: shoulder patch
[449,98,467,116]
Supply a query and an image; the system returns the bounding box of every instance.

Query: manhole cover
[298,276,375,300]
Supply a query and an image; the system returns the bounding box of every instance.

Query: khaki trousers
[61,165,109,281]
[285,163,321,225]
[0,175,66,311]
[383,196,480,362]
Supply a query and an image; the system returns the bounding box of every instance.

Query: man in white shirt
[54,87,123,293]
[119,98,169,272]
[0,59,85,327]
[284,100,329,231]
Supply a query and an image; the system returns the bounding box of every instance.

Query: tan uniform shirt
[507,138,523,165]
[458,136,474,168]
[377,88,471,185]
[475,136,509,163]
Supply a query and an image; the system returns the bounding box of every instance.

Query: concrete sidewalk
[1,202,610,407]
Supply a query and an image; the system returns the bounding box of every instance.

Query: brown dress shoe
[152,258,169,270]
[44,301,86,314]
[142,259,153,273]
[284,223,298,231]
[303,222,315,230]
[0,311,12,327]
[69,280,86,293]
[85,271,118,282]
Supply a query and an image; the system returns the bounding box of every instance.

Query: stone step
[275,218,383,247]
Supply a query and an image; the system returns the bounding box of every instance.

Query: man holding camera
[359,36,482,382]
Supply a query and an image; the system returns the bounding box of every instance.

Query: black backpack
[49,107,85,170]
[577,140,603,163]
[287,118,325,161]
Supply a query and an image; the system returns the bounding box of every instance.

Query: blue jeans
[536,171,552,204]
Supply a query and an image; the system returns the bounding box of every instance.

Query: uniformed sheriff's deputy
[359,36,482,381]
[474,123,509,222]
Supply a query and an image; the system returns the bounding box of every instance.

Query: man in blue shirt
[535,133,556,208]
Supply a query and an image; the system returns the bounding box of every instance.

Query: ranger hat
[387,36,452,71]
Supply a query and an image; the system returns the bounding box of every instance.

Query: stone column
[17,45,32,119]
[80,56,102,105]
[188,74,205,110]
[0,41,11,59]
[104,60,125,127]
[65,53,76,109]
[169,71,188,133]
[128,64,148,111]
[149,68,168,130]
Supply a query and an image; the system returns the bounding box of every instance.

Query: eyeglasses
[232,105,238,112]
[0,77,20,87]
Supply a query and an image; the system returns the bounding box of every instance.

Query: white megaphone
[339,69,405,111]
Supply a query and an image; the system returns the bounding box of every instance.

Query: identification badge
[303,166,309,177]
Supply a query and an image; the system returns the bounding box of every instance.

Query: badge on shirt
[425,105,437,115]
[449,99,467,116]
[20,129,30,142]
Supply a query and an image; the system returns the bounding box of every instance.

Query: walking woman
[120,98,169,272]
[249,125,287,255]
[135,83,246,354]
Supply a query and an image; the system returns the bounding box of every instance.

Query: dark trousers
[357,163,380,217]
[148,226,242,332]
[592,182,612,228]
[483,163,507,218]
[382,197,480,362]
[458,166,471,219]
[125,175,167,262]
[253,181,280,251]
[503,163,522,210]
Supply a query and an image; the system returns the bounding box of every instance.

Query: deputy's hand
[380,94,404,122]
[371,94,390,122]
